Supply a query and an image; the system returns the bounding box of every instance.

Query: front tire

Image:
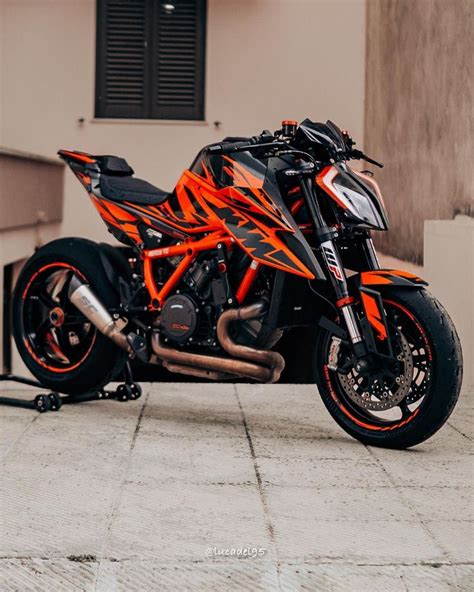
[12,238,128,396]
[314,288,462,449]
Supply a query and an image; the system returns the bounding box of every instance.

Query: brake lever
[364,155,384,169]
[350,149,384,168]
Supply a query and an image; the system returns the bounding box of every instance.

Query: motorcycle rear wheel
[313,288,462,449]
[12,238,128,396]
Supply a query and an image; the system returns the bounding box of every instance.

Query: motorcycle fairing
[150,149,324,278]
[294,119,346,158]
[59,148,323,279]
[177,162,320,278]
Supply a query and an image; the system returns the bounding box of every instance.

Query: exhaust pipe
[68,275,131,353]
[151,301,285,383]
[162,362,230,381]
[217,302,285,382]
[68,274,285,383]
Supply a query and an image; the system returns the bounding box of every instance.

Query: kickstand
[0,364,142,413]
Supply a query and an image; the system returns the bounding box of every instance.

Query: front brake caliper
[328,336,341,371]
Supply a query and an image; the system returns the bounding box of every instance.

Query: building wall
[0,0,366,243]
[0,148,65,373]
[424,216,474,385]
[365,0,474,264]
[0,0,4,141]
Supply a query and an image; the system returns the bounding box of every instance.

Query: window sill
[90,118,209,127]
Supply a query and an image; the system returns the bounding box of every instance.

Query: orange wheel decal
[21,262,97,373]
[324,298,431,432]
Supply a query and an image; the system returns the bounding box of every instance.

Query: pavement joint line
[93,389,150,591]
[448,421,472,441]
[0,556,472,566]
[258,483,473,491]
[0,413,40,463]
[233,385,282,591]
[363,445,450,560]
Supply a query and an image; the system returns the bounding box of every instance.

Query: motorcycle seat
[58,150,170,206]
[100,174,170,206]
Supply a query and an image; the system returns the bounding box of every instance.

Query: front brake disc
[337,333,414,411]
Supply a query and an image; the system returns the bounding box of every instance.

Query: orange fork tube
[236,261,260,304]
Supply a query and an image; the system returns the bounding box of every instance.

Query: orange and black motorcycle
[12,119,462,448]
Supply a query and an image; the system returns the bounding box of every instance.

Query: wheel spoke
[44,329,70,364]
[59,271,73,309]
[62,314,88,325]
[35,318,52,340]
[47,270,69,303]
[399,399,411,419]
[37,289,55,309]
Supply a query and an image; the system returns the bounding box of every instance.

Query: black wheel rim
[21,263,97,373]
[324,299,433,431]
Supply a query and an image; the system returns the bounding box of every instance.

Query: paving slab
[0,381,472,591]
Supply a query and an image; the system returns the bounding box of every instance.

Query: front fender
[350,269,427,358]
[356,269,427,288]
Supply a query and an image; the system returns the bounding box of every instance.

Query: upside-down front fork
[299,178,368,360]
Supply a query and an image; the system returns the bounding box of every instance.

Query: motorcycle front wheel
[313,288,462,449]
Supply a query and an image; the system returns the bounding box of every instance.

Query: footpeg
[126,332,148,362]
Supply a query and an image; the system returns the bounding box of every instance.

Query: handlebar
[207,131,384,168]
[207,130,276,155]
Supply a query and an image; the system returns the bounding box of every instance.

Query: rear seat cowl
[95,155,134,176]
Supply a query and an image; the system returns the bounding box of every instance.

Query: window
[95,0,206,120]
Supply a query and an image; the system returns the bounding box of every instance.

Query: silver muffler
[68,275,131,353]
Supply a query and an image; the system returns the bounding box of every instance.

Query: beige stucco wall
[424,217,474,385]
[0,0,4,142]
[365,0,473,264]
[0,0,366,243]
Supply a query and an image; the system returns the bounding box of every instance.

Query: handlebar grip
[221,141,251,154]
[207,132,275,156]
[207,144,223,154]
[207,140,251,155]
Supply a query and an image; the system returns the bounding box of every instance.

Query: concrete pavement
[0,382,472,591]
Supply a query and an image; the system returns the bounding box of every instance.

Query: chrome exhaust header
[151,300,285,383]
[68,275,131,353]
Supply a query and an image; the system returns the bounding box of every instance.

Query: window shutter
[96,0,149,118]
[96,0,206,120]
[151,0,206,120]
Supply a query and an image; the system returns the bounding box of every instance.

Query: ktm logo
[171,323,190,331]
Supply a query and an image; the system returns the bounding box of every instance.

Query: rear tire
[314,288,462,449]
[12,238,128,396]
